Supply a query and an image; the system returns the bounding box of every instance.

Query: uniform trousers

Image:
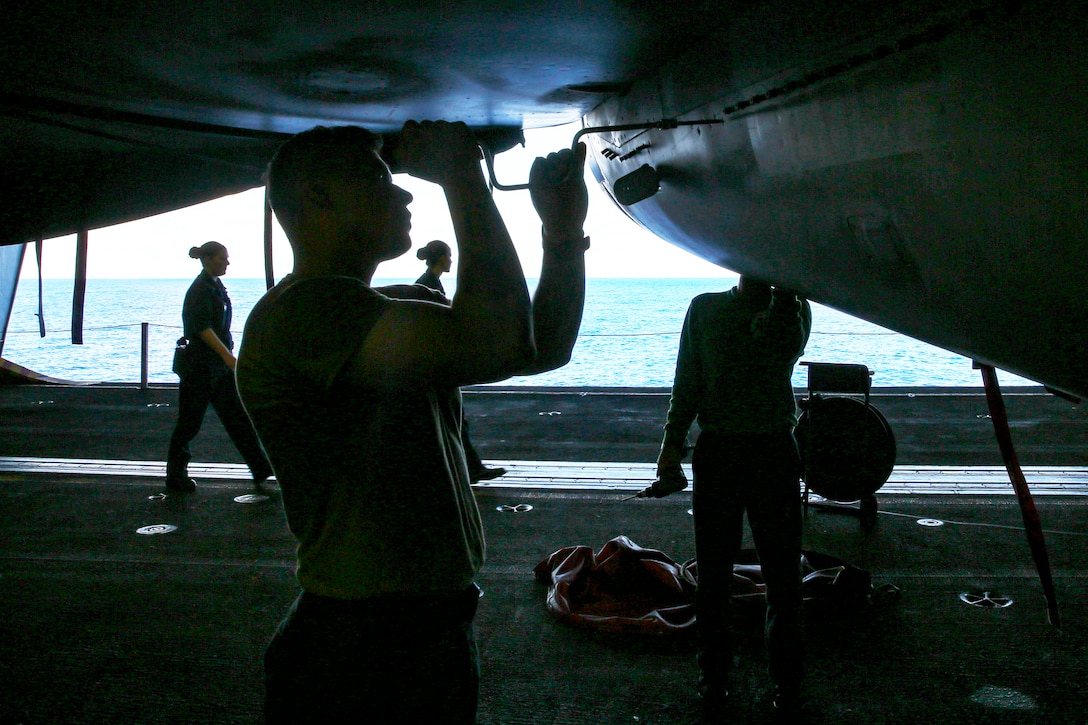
[691,430,804,692]
[264,584,482,724]
[166,365,272,482]
[461,413,485,476]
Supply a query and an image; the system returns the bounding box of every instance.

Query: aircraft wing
[0,0,722,244]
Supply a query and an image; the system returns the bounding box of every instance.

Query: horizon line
[25,274,740,282]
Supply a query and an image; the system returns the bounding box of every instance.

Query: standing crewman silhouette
[165,241,272,493]
[414,238,507,483]
[652,275,811,720]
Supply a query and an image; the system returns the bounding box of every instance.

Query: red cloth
[534,537,873,634]
[533,535,697,634]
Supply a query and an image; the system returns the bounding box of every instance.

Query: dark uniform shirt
[414,270,445,296]
[663,288,811,448]
[182,271,233,369]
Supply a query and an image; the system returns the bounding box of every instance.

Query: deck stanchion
[140,322,149,389]
[977,361,1060,628]
[71,230,88,345]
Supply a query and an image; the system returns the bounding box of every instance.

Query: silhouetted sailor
[414,239,508,483]
[414,239,451,294]
[165,241,272,493]
[654,275,811,719]
[237,121,588,724]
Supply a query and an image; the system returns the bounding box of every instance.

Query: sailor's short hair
[264,125,383,229]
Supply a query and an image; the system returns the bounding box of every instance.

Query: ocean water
[1,277,1034,388]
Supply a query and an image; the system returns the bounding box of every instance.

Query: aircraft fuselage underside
[585,0,1086,399]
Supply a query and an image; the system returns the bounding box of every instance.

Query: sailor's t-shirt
[236,274,484,600]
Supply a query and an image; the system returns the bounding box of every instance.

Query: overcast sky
[22,123,733,281]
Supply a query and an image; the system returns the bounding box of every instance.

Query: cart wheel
[796,396,896,502]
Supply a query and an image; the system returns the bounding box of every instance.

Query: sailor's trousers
[691,430,805,692]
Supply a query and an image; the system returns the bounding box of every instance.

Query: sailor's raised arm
[357,121,534,389]
[518,142,590,375]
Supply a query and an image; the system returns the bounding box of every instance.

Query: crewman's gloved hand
[641,442,689,499]
[635,466,688,498]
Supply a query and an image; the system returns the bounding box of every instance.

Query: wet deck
[1,384,1086,723]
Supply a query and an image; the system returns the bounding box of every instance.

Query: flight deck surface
[1,384,1086,723]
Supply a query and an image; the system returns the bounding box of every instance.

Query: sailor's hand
[656,445,683,478]
[531,142,589,244]
[397,120,483,186]
[634,467,688,499]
